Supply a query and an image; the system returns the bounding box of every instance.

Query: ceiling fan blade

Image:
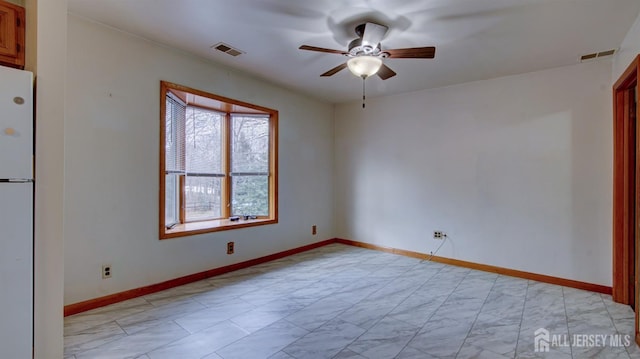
[386,47,436,59]
[299,45,348,55]
[320,63,348,77]
[377,64,396,80]
[362,22,388,47]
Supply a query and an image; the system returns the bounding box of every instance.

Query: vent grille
[211,42,244,57]
[226,49,243,57]
[598,49,616,57]
[580,49,616,62]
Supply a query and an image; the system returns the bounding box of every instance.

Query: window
[160,81,278,239]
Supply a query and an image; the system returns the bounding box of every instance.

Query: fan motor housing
[348,38,387,57]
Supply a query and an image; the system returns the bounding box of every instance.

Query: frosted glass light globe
[347,56,383,78]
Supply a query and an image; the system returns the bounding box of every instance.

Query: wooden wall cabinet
[0,1,25,69]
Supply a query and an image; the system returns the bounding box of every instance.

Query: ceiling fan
[299,22,436,80]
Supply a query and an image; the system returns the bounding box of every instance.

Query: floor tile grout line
[153,296,308,357]
[354,261,431,328]
[600,292,623,334]
[452,271,500,359]
[137,319,198,357]
[390,262,472,358]
[513,279,531,358]
[67,247,340,356]
[195,320,255,359]
[76,265,313,356]
[599,292,636,358]
[65,298,157,338]
[561,286,574,358]
[332,259,446,358]
[63,319,128,358]
[260,257,378,357]
[386,265,454,332]
[66,244,634,359]
[171,318,191,336]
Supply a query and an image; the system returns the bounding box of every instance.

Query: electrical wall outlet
[227,241,235,255]
[312,225,317,235]
[433,231,444,239]
[102,265,112,279]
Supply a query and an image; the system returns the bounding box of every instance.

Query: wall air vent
[211,42,245,57]
[580,49,616,62]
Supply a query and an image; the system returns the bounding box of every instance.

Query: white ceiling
[67,0,640,103]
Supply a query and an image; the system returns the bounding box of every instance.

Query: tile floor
[64,244,639,359]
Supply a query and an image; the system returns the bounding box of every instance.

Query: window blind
[165,92,186,174]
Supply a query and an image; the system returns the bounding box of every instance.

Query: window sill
[161,217,277,239]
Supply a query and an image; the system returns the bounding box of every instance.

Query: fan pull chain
[362,76,366,109]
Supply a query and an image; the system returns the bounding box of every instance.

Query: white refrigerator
[0,65,34,359]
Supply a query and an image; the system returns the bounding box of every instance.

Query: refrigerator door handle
[0,179,33,183]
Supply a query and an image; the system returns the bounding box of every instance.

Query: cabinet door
[0,1,24,69]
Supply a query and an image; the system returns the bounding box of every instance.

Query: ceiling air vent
[580,49,616,62]
[211,42,244,57]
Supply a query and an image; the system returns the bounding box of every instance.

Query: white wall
[614,11,640,81]
[335,60,613,286]
[64,15,334,304]
[34,0,66,357]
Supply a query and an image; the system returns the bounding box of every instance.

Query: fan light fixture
[347,56,382,78]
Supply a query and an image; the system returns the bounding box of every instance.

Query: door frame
[613,54,640,344]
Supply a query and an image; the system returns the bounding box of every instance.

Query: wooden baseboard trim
[335,238,612,295]
[64,239,337,316]
[66,237,613,316]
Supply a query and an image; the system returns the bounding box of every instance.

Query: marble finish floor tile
[387,292,448,327]
[64,243,639,359]
[464,321,520,357]
[284,297,353,331]
[64,320,126,356]
[338,298,401,330]
[143,280,216,307]
[457,343,513,359]
[331,278,388,304]
[230,298,306,333]
[147,320,248,359]
[215,320,308,359]
[266,351,296,359]
[74,322,189,359]
[116,299,206,335]
[333,349,368,358]
[174,299,256,334]
[346,316,419,358]
[396,346,440,358]
[407,315,475,358]
[282,319,366,359]
[65,297,154,336]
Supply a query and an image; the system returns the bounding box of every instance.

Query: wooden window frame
[159,81,278,239]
